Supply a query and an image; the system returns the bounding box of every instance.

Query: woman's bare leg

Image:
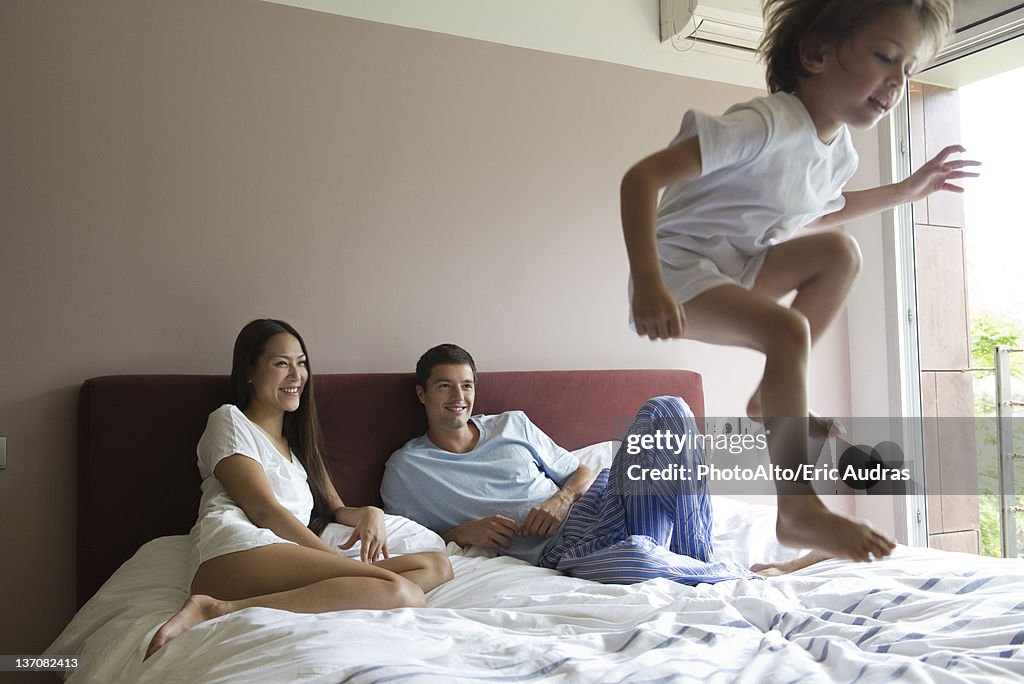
[681,284,894,562]
[751,550,831,577]
[146,545,452,659]
[373,551,454,593]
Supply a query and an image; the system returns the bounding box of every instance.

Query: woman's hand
[338,506,390,563]
[632,281,686,340]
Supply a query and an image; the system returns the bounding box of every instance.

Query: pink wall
[0,0,853,652]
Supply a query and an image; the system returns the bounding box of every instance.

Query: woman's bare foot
[751,550,831,577]
[776,494,895,562]
[145,594,229,660]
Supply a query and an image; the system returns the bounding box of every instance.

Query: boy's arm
[810,183,913,229]
[809,144,980,230]
[621,136,703,339]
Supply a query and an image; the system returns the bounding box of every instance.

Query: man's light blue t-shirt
[381,411,581,565]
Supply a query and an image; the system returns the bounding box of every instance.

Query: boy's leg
[752,231,860,347]
[746,231,861,421]
[680,285,895,562]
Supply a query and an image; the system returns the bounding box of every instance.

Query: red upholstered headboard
[77,370,703,606]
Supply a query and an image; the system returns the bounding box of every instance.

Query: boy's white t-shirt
[186,404,315,583]
[655,92,859,281]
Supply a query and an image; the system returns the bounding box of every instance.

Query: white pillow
[711,495,805,567]
[321,513,446,557]
[572,440,620,470]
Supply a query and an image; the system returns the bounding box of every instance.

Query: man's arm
[521,463,598,538]
[806,144,979,230]
[443,515,520,548]
[444,460,596,546]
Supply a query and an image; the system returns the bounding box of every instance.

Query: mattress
[46,496,1024,683]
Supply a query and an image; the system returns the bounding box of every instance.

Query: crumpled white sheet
[47,497,1024,683]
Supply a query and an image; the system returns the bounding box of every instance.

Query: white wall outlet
[739,417,766,436]
[704,417,743,436]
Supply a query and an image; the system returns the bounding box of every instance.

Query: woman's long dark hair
[231,319,334,535]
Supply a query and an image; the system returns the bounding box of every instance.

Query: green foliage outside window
[970,312,1024,557]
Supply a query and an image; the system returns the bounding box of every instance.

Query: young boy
[621,0,979,561]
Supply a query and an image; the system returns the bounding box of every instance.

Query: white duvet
[47,495,1024,684]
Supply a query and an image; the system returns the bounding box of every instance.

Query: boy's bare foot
[144,594,229,660]
[751,550,831,577]
[776,494,895,562]
[809,412,845,439]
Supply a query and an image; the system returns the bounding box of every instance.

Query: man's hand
[521,493,573,538]
[444,515,520,548]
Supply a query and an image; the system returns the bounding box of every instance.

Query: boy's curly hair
[759,0,955,93]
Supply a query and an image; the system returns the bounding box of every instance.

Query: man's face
[416,363,476,434]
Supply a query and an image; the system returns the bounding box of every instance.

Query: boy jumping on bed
[621,0,978,561]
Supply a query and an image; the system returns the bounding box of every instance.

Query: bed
[48,371,1024,682]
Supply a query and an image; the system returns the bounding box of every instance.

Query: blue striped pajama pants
[539,396,754,585]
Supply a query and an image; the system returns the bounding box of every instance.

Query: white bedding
[47,496,1024,683]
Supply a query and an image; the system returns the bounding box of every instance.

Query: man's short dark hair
[415,344,477,389]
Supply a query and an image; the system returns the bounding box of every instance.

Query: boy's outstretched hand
[900,144,981,201]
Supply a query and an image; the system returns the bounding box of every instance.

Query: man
[381,344,822,584]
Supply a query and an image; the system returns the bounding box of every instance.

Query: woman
[146,319,453,659]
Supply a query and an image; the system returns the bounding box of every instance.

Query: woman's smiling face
[246,332,308,415]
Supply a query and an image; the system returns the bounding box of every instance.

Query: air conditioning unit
[660,0,764,52]
[931,1,1024,67]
